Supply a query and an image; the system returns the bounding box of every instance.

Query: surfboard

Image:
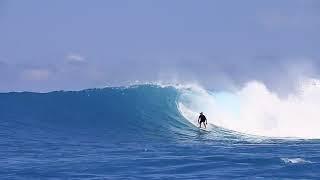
[199,127,210,132]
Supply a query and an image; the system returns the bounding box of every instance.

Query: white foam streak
[281,158,312,164]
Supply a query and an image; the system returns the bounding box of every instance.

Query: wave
[2,79,320,141]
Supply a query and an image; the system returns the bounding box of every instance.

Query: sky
[0,0,320,92]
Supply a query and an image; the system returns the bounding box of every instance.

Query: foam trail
[178,78,320,139]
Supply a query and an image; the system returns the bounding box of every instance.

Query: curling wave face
[0,85,195,143]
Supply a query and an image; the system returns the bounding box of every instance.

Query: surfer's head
[200,112,203,115]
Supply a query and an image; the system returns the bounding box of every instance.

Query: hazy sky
[0,0,320,92]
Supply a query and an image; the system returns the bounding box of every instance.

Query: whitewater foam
[177,78,320,139]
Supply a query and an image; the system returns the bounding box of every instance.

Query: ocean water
[1,84,320,179]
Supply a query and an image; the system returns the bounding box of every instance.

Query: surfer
[198,112,207,128]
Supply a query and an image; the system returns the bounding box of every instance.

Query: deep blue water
[1,85,319,179]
